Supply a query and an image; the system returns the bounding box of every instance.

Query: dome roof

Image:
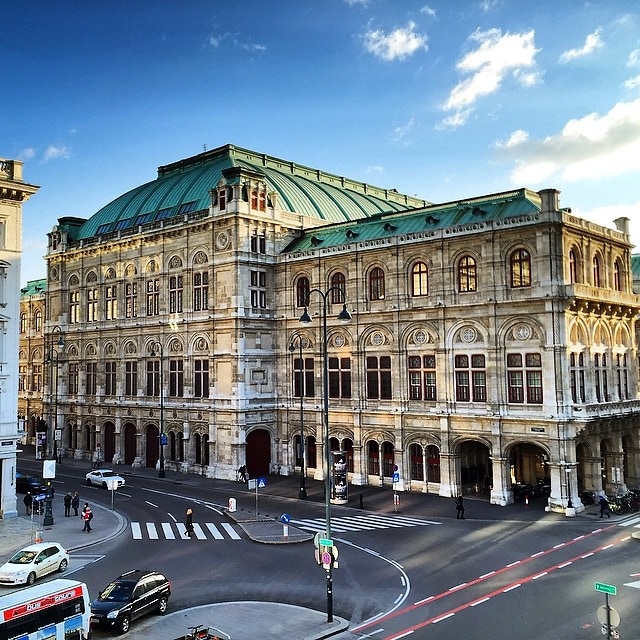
[75,144,429,240]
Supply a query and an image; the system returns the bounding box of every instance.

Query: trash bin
[228,497,236,512]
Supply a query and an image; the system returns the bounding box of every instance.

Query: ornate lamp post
[299,287,351,623]
[149,340,166,478]
[45,326,64,461]
[289,332,308,500]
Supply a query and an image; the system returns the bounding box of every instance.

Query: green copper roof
[20,278,47,296]
[75,144,429,240]
[284,188,542,252]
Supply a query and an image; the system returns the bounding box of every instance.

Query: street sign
[319,538,333,547]
[392,472,400,483]
[595,582,617,596]
[35,493,46,502]
[280,513,291,524]
[160,434,168,446]
[257,477,266,488]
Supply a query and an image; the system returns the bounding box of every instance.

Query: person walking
[599,494,610,518]
[71,492,80,516]
[185,508,194,538]
[82,503,93,532]
[63,492,72,517]
[455,495,465,519]
[23,492,33,516]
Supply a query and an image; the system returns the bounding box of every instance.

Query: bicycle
[183,624,230,640]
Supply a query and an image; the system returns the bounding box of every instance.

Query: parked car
[85,469,126,489]
[0,542,69,586]
[15,471,44,495]
[90,570,171,634]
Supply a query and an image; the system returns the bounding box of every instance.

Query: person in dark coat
[82,503,93,532]
[64,492,72,517]
[23,492,33,516]
[185,508,194,538]
[455,495,465,519]
[71,492,80,516]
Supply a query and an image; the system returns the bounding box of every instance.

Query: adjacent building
[0,159,38,518]
[39,144,640,512]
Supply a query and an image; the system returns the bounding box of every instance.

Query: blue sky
[3,0,640,286]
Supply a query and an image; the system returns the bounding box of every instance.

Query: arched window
[369,267,385,300]
[613,259,623,291]
[593,254,602,287]
[296,276,310,308]
[411,262,428,296]
[330,272,346,303]
[458,255,477,292]
[20,312,27,333]
[510,249,531,288]
[569,249,578,284]
[367,441,380,475]
[410,443,424,481]
[195,433,202,464]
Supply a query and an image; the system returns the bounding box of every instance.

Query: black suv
[15,471,44,495]
[90,570,171,634]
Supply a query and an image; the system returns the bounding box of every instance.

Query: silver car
[0,542,69,586]
[85,469,126,489]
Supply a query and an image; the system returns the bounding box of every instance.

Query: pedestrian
[185,508,194,538]
[599,494,610,518]
[71,491,80,516]
[455,495,465,519]
[64,492,72,517]
[23,492,33,516]
[237,465,247,483]
[82,503,93,532]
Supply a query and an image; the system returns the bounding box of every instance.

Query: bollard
[228,497,237,513]
[283,524,289,538]
[35,529,43,543]
[525,493,529,509]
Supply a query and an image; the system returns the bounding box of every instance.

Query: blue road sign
[35,493,46,502]
[392,472,400,483]
[258,477,267,488]
[280,513,291,523]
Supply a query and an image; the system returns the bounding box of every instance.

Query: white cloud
[575,201,640,245]
[392,118,416,144]
[364,22,428,61]
[210,32,265,53]
[495,98,640,184]
[420,5,436,18]
[624,74,640,89]
[558,28,603,63]
[43,145,70,161]
[440,28,539,128]
[628,48,640,67]
[345,0,369,5]
[20,148,36,160]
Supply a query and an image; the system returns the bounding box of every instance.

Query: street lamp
[289,332,308,500]
[149,340,166,478]
[299,287,351,623]
[45,326,64,461]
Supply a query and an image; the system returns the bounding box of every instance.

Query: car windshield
[100,471,116,477]
[98,582,134,602]
[8,550,37,564]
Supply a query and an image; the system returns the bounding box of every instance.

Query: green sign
[319,538,333,547]
[595,582,617,595]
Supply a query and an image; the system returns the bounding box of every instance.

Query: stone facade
[39,147,640,512]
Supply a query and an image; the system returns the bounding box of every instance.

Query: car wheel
[58,559,68,572]
[86,478,92,486]
[26,572,36,586]
[156,597,168,615]
[118,615,131,635]
[102,481,107,489]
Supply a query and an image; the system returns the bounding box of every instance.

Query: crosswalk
[289,513,441,534]
[130,521,243,541]
[618,514,640,529]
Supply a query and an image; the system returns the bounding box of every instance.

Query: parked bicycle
[181,623,231,640]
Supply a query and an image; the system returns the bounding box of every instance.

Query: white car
[85,469,126,489]
[0,542,69,586]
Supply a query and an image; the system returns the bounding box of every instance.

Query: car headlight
[107,610,120,619]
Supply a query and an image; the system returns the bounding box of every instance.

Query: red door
[246,429,270,477]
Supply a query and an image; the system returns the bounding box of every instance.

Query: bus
[0,579,91,640]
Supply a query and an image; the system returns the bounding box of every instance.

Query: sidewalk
[2,455,626,640]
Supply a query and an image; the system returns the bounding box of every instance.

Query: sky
[3,0,640,286]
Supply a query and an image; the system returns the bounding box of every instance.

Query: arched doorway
[246,429,270,477]
[458,440,491,497]
[508,442,550,500]
[103,422,116,463]
[123,423,137,465]
[146,424,159,468]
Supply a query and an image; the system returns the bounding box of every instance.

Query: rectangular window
[169,359,184,397]
[68,363,79,395]
[31,364,42,392]
[86,363,97,396]
[616,353,629,400]
[69,291,79,324]
[194,359,209,398]
[19,364,27,392]
[125,283,138,318]
[250,270,267,309]
[169,276,183,314]
[407,354,436,401]
[193,271,209,311]
[125,361,138,396]
[293,358,316,398]
[594,353,609,402]
[569,352,586,403]
[105,361,117,396]
[146,279,160,316]
[455,354,486,402]
[86,288,98,322]
[507,352,543,404]
[329,357,351,399]
[105,285,117,320]
[366,356,392,399]
[146,360,160,396]
[251,230,266,254]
